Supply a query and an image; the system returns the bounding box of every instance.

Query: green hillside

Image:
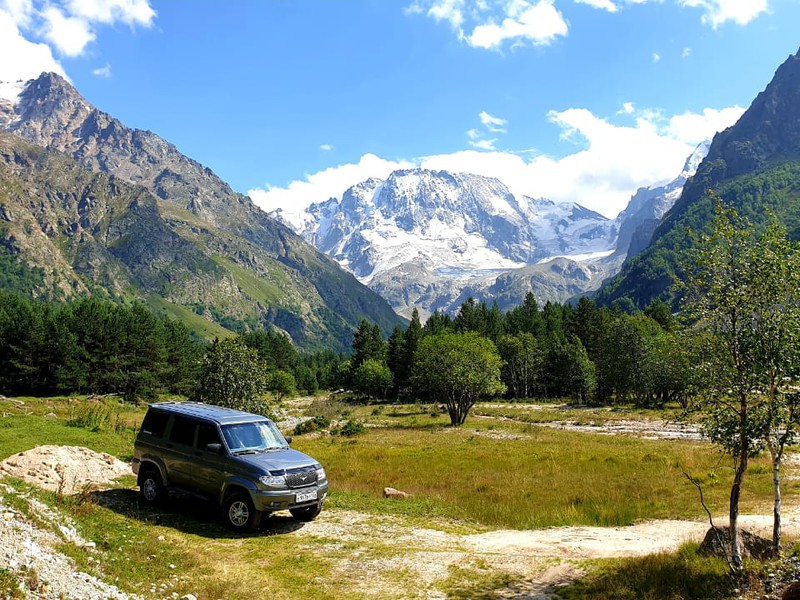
[596,48,800,310]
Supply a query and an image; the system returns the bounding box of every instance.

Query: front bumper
[253,481,329,512]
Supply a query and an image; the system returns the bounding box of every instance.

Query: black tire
[223,492,262,532]
[138,468,165,506]
[290,501,323,522]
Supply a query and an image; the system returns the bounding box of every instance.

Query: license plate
[296,490,317,503]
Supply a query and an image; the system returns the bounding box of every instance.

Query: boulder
[783,581,800,600]
[698,526,774,561]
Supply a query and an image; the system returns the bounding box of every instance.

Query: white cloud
[255,105,744,221]
[248,153,414,216]
[575,0,769,27]
[424,0,466,29]
[667,106,745,144]
[679,0,769,28]
[40,6,94,56]
[469,138,498,150]
[468,0,568,49]
[618,102,635,115]
[652,52,660,63]
[574,0,619,12]
[408,0,567,50]
[0,0,155,69]
[0,9,66,83]
[320,144,334,151]
[2,0,34,27]
[682,46,691,58]
[65,0,155,26]
[479,110,507,132]
[468,111,507,149]
[92,62,111,77]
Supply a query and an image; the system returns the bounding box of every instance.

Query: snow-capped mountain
[613,140,710,258]
[301,169,616,281]
[273,168,617,317]
[271,145,708,317]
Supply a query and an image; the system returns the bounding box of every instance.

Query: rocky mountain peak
[1,71,404,349]
[9,73,92,148]
[703,47,800,180]
[285,166,618,316]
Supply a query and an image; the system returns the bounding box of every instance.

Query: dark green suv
[132,401,328,531]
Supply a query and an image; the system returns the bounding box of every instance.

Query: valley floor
[2,396,800,599]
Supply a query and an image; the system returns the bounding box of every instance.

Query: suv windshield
[221,420,288,453]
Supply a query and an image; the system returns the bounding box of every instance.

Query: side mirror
[285,436,292,446]
[206,443,223,454]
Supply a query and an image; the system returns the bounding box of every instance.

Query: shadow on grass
[89,488,306,539]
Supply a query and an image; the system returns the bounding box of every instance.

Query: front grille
[284,467,318,488]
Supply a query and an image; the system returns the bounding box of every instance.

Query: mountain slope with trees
[0,74,404,349]
[596,47,800,310]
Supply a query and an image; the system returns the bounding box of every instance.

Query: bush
[293,416,331,436]
[338,420,366,437]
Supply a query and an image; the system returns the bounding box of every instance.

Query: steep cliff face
[0,73,404,348]
[614,140,709,259]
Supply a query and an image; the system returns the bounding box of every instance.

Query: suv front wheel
[224,492,262,532]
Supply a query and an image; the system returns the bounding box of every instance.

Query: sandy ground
[295,506,800,599]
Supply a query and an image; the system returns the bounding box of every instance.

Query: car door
[164,415,198,488]
[191,421,228,496]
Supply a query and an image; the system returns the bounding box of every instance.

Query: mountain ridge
[0,72,405,349]
[273,166,619,317]
[595,47,800,310]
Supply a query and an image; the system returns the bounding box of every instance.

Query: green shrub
[293,416,331,436]
[338,420,366,437]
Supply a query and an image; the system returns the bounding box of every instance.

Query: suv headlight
[259,474,287,487]
[316,467,326,482]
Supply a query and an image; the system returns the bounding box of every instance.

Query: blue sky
[1,0,800,218]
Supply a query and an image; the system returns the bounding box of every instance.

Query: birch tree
[682,201,800,567]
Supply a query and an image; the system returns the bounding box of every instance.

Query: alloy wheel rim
[229,501,249,526]
[143,479,157,501]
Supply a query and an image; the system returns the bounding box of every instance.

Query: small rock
[44,412,57,418]
[169,563,176,569]
[157,535,165,541]
[181,594,198,600]
[383,487,409,499]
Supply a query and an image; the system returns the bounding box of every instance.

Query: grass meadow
[0,394,796,599]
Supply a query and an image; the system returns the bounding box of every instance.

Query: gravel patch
[0,446,130,494]
[0,487,140,600]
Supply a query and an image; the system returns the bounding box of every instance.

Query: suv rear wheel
[139,468,165,505]
[224,492,262,532]
[290,501,323,522]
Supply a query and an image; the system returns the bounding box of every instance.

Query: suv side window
[140,410,169,437]
[169,416,197,447]
[197,422,221,450]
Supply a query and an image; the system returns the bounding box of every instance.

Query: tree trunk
[772,448,782,553]
[730,395,749,572]
[730,460,745,571]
